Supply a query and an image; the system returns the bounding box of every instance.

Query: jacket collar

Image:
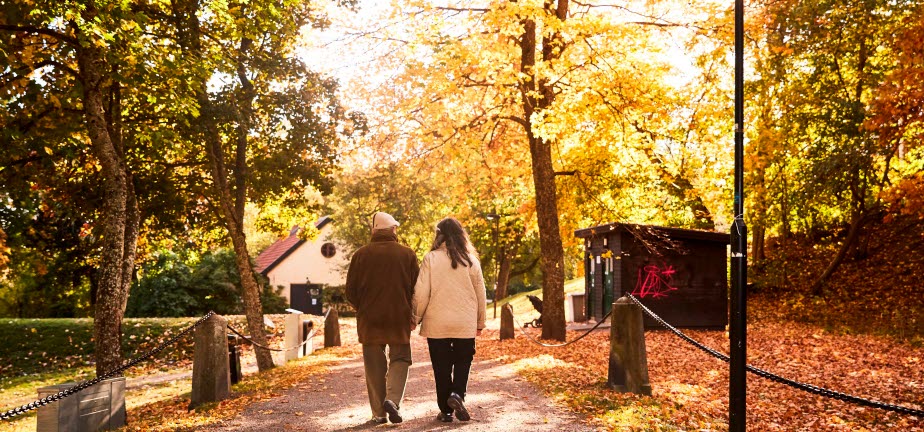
[371,230,398,243]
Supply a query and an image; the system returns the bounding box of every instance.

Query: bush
[126,248,287,317]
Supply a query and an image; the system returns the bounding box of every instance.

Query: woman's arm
[411,253,433,324]
[470,256,487,330]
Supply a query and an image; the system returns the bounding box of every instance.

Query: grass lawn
[0,314,294,429]
[488,277,586,322]
[0,316,349,431]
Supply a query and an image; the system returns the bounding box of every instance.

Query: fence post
[190,314,230,409]
[608,297,651,395]
[500,304,515,340]
[325,308,341,347]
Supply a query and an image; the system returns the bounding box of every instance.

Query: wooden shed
[574,223,729,329]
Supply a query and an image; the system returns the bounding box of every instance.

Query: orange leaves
[881,173,924,222]
[867,6,924,148]
[477,315,924,431]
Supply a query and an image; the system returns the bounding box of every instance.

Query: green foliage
[126,248,287,318]
[0,196,95,318]
[329,161,449,257]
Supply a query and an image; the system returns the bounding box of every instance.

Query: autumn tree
[748,0,920,295]
[301,0,742,344]
[169,0,349,371]
[0,0,181,374]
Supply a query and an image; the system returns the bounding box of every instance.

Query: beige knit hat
[371,212,400,230]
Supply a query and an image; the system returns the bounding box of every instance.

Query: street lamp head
[484,213,500,221]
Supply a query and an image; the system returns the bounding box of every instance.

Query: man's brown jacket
[345,230,419,345]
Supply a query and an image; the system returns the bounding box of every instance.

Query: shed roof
[573,222,730,244]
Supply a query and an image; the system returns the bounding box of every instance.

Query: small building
[574,222,729,328]
[254,216,349,315]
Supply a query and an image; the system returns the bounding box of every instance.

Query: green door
[603,256,614,316]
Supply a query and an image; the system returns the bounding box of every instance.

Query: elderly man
[345,212,419,424]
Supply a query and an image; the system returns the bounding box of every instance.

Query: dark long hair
[431,217,477,269]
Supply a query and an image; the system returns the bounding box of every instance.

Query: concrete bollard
[190,314,231,409]
[285,313,303,362]
[324,308,341,347]
[608,297,652,395]
[285,313,316,361]
[500,304,515,340]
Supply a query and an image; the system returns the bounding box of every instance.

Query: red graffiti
[632,264,678,298]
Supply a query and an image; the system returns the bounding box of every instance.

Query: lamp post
[484,212,500,319]
[729,0,747,430]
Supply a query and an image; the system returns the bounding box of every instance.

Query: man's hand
[410,321,417,331]
[476,329,483,337]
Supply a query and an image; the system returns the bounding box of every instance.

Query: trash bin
[567,293,587,322]
[301,320,315,357]
[227,334,242,385]
[37,377,125,432]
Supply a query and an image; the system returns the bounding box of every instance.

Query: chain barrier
[0,311,216,421]
[510,308,613,348]
[626,294,924,418]
[226,308,331,353]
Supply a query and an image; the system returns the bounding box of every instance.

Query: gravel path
[202,331,593,431]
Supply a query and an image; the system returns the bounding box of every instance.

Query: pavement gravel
[202,330,593,432]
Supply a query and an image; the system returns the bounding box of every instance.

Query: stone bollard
[324,308,341,347]
[190,314,231,409]
[608,297,652,395]
[500,304,515,340]
[37,377,125,431]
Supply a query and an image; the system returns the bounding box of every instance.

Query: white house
[254,216,349,314]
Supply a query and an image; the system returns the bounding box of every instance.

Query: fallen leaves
[125,344,361,431]
[477,316,924,431]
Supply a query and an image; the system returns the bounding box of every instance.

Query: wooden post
[324,308,341,347]
[190,314,230,409]
[500,304,515,340]
[608,297,651,395]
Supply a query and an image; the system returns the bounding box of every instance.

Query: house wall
[266,224,349,301]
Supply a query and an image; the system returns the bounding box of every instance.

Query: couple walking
[345,212,488,425]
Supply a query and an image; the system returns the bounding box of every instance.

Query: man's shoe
[371,416,387,424]
[383,400,403,424]
[447,393,470,421]
[436,412,453,423]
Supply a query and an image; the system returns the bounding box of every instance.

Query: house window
[321,242,336,258]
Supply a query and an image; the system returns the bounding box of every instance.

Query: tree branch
[510,256,541,277]
[0,24,78,45]
[494,115,529,129]
[434,6,489,13]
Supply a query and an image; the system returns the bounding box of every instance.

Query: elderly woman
[412,217,487,423]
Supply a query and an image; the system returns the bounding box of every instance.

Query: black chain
[510,307,613,348]
[227,308,331,353]
[626,295,924,418]
[0,311,216,421]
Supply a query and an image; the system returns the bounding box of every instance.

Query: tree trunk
[202,120,274,371]
[517,0,569,341]
[751,224,765,262]
[495,248,511,300]
[176,0,274,371]
[809,210,867,297]
[77,40,132,376]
